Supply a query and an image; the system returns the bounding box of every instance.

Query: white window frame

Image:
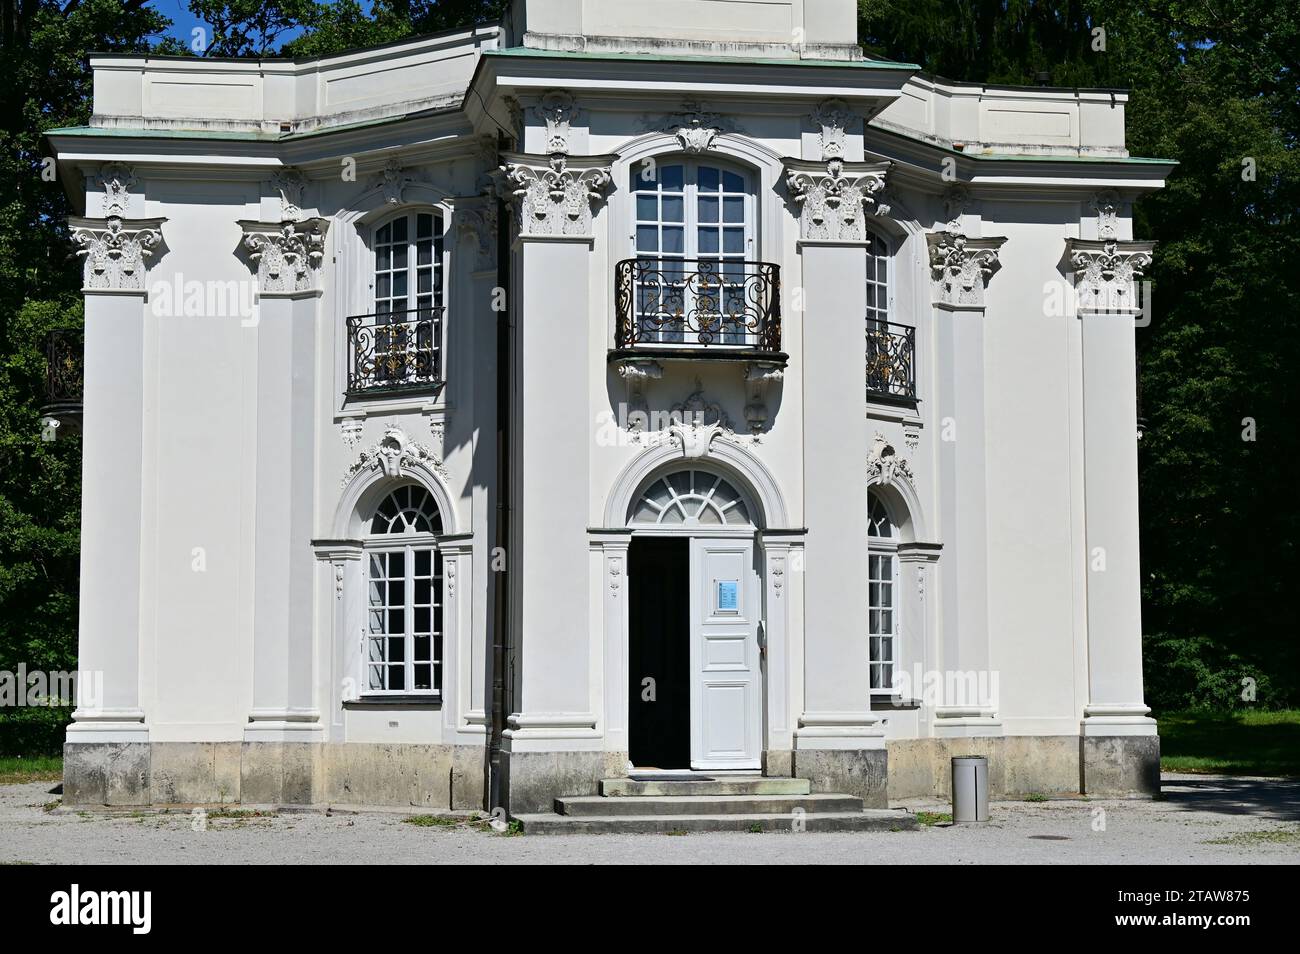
[629,159,758,346]
[361,486,444,699]
[868,492,900,697]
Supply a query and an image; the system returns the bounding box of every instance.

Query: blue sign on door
[716,580,739,612]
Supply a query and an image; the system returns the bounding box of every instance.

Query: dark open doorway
[628,536,690,769]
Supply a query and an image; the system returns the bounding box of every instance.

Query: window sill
[871,695,921,711]
[344,695,442,709]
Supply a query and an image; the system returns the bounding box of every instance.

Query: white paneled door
[689,538,762,770]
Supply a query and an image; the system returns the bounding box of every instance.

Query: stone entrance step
[557,792,862,816]
[513,808,916,835]
[511,776,918,834]
[599,775,810,797]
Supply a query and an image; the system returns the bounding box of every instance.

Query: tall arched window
[630,469,752,527]
[629,160,760,346]
[364,484,444,695]
[349,209,444,393]
[868,490,899,696]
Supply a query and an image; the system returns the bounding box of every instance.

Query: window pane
[636,226,658,252]
[661,195,684,222]
[698,166,719,191]
[723,196,744,223]
[722,170,745,192]
[698,195,719,222]
[660,165,684,190]
[417,213,433,239]
[393,217,408,241]
[662,227,684,254]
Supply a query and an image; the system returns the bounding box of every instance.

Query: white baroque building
[47,0,1170,817]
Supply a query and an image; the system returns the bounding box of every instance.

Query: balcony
[346,307,443,396]
[612,258,786,368]
[40,329,84,437]
[865,321,916,404]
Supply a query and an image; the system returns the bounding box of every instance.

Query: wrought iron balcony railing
[865,321,916,402]
[346,307,443,395]
[614,258,782,354]
[42,329,84,413]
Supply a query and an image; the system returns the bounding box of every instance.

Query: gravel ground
[1,773,1297,865]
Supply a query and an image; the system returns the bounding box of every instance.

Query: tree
[0,0,176,754]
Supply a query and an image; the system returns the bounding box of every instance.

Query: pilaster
[66,209,166,745]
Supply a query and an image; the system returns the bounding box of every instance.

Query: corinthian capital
[927,231,1006,307]
[1066,238,1154,314]
[783,157,890,242]
[239,219,329,294]
[70,215,166,292]
[495,151,615,238]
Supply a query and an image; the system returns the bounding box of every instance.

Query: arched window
[629,160,760,346]
[364,484,443,695]
[868,489,899,696]
[349,209,444,393]
[630,470,752,527]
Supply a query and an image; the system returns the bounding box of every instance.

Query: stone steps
[557,792,862,816]
[599,776,810,797]
[514,809,916,835]
[511,776,918,834]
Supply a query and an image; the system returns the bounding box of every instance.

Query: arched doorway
[626,468,762,771]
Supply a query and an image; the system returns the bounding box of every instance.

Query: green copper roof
[484,45,921,71]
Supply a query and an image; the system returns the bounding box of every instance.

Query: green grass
[0,756,62,785]
[1205,827,1300,847]
[404,814,459,828]
[1158,709,1300,777]
[915,811,952,826]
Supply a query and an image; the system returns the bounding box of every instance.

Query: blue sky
[146,0,378,52]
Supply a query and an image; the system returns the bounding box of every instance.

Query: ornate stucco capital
[69,215,167,292]
[451,197,499,271]
[494,151,616,238]
[782,157,891,242]
[1066,238,1155,314]
[238,218,329,294]
[926,231,1007,307]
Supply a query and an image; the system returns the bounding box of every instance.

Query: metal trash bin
[951,756,989,823]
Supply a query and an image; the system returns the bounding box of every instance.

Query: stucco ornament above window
[667,381,736,459]
[378,158,416,205]
[342,424,447,487]
[496,151,615,238]
[1066,238,1155,315]
[70,215,165,292]
[926,231,1006,307]
[783,158,891,242]
[867,432,914,486]
[240,219,328,294]
[942,184,970,230]
[648,101,736,154]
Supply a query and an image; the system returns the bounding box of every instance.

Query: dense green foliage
[0,2,1292,757]
[862,0,1300,711]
